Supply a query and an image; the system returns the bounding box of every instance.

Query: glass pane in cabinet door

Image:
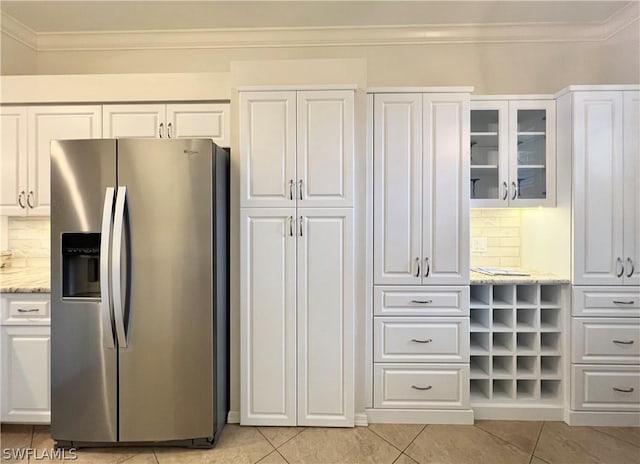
[516,109,547,199]
[470,110,500,199]
[517,167,546,199]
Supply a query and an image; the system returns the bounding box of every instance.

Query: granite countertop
[0,267,51,293]
[470,270,570,285]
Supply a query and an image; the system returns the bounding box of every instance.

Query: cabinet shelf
[471,132,499,136]
[471,165,499,169]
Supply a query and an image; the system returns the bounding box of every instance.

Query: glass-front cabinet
[470,99,555,207]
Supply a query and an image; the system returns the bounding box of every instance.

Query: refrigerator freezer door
[116,139,214,442]
[50,139,118,442]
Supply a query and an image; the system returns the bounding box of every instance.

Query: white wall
[602,21,640,84]
[0,33,36,75]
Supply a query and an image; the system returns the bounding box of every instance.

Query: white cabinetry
[103,103,230,147]
[470,98,556,207]
[373,93,469,286]
[1,293,51,424]
[239,89,354,427]
[0,106,101,216]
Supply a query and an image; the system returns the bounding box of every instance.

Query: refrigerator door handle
[100,187,116,348]
[112,186,128,348]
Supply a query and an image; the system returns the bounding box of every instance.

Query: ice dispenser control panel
[62,233,101,299]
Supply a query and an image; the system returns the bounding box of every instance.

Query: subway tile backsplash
[6,217,50,268]
[470,209,521,268]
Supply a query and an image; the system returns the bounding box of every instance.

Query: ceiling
[0,1,633,33]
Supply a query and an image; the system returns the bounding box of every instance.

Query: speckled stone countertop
[470,270,570,285]
[0,267,51,293]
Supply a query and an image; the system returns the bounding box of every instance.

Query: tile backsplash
[470,209,521,269]
[6,217,50,268]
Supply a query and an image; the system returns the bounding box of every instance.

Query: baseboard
[472,404,564,421]
[354,413,369,427]
[227,410,240,424]
[564,410,640,426]
[366,408,474,424]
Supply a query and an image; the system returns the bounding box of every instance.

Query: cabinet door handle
[424,257,430,277]
[288,216,294,237]
[411,299,433,304]
[17,308,39,313]
[27,191,35,208]
[502,181,508,200]
[616,257,625,278]
[411,338,433,344]
[626,258,635,278]
[298,179,303,200]
[613,300,635,305]
[299,216,303,237]
[411,385,433,391]
[415,257,420,277]
[613,339,635,345]
[159,122,164,138]
[511,181,517,200]
[17,191,26,209]
[613,387,634,393]
[167,122,172,138]
[289,180,294,200]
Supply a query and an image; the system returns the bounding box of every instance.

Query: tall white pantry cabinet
[239,90,355,426]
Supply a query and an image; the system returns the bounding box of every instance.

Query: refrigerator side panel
[117,139,214,442]
[50,139,118,443]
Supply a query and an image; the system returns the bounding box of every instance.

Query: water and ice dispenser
[62,233,101,299]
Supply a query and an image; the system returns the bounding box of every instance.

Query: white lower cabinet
[571,365,640,412]
[1,293,51,424]
[241,208,353,427]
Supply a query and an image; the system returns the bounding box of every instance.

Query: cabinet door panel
[102,104,165,138]
[573,92,624,285]
[240,209,296,426]
[28,106,102,215]
[240,92,296,207]
[374,94,422,285]
[0,107,28,216]
[623,91,640,285]
[166,103,230,147]
[297,91,354,207]
[423,94,469,285]
[297,209,353,426]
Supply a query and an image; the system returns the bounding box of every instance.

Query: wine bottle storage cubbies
[469,284,563,403]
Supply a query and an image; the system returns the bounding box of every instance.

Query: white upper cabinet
[573,90,639,285]
[103,103,230,146]
[0,107,28,216]
[240,90,354,208]
[470,99,556,207]
[374,93,469,286]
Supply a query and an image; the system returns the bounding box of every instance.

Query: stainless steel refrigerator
[50,139,228,447]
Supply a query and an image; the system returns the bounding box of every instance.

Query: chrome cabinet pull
[627,258,635,278]
[17,191,26,208]
[17,308,39,313]
[167,122,172,138]
[411,299,433,304]
[613,300,635,305]
[424,257,430,277]
[415,257,420,277]
[511,181,517,200]
[299,216,303,237]
[411,385,432,391]
[27,191,35,208]
[616,257,625,278]
[613,340,635,345]
[613,387,634,393]
[411,338,433,344]
[289,180,294,200]
[288,216,294,237]
[502,181,508,200]
[298,179,303,200]
[159,123,164,138]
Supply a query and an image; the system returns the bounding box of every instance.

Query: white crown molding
[1,3,638,53]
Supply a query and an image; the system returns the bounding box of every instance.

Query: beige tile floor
[1,421,639,464]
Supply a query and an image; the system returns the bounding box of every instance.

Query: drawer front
[572,365,640,411]
[374,317,469,362]
[374,286,469,316]
[573,287,640,317]
[374,363,469,409]
[1,296,51,325]
[572,318,640,364]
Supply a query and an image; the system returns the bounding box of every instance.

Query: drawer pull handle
[411,338,433,344]
[613,387,634,393]
[411,299,433,304]
[411,385,433,391]
[613,340,635,345]
[17,308,39,313]
[613,300,635,305]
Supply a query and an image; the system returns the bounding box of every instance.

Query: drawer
[374,363,469,409]
[573,287,640,317]
[374,317,469,363]
[572,318,640,364]
[374,286,469,316]
[572,365,640,411]
[1,295,50,325]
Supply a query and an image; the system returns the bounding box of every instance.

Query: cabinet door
[0,107,28,216]
[374,94,423,285]
[623,91,640,286]
[166,103,230,147]
[423,94,470,285]
[297,91,354,207]
[470,101,509,207]
[28,106,102,216]
[240,92,296,207]
[102,104,165,138]
[297,209,353,426]
[573,92,624,285]
[508,100,556,207]
[240,209,296,426]
[1,326,51,423]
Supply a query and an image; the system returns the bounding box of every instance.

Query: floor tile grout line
[366,426,410,454]
[402,424,428,454]
[474,421,540,457]
[275,448,290,464]
[254,428,279,461]
[528,421,546,464]
[152,449,160,464]
[272,428,306,451]
[586,426,640,449]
